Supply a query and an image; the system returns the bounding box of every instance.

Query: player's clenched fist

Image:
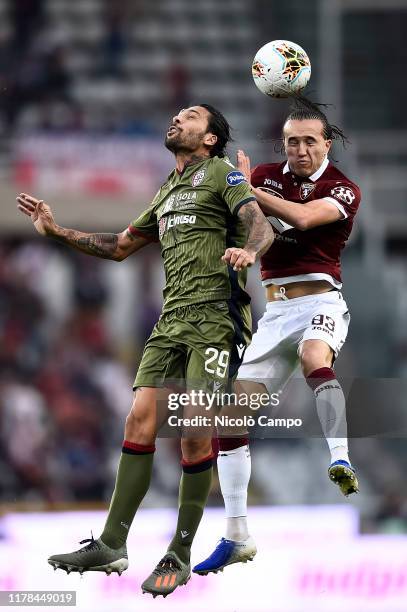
[16,193,57,236]
[222,247,256,271]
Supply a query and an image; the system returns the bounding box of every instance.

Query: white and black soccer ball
[252,40,311,98]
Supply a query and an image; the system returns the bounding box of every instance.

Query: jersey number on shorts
[204,348,230,378]
[311,314,336,332]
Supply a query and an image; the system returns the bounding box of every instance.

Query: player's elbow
[295,214,311,231]
[115,248,129,262]
[115,232,134,261]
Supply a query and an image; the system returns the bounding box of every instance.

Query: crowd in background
[0,0,189,136]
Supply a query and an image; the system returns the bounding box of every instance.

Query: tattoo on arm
[77,233,119,258]
[238,202,274,257]
[54,229,119,259]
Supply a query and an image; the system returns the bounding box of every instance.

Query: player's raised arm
[16,192,150,261]
[222,200,274,271]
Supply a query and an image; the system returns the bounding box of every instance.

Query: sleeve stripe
[127,225,159,242]
[234,196,257,215]
[322,197,348,220]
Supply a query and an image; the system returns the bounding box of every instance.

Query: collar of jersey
[173,157,209,177]
[282,156,330,182]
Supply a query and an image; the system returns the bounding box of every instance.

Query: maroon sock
[306,367,336,391]
[218,436,249,452]
[122,440,156,455]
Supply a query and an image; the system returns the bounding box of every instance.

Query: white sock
[313,378,350,465]
[217,444,251,541]
[330,444,350,465]
[225,517,249,542]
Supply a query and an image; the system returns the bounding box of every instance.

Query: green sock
[100,442,155,549]
[168,456,213,564]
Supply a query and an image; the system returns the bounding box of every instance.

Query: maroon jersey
[252,158,361,287]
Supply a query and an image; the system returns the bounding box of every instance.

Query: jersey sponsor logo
[177,201,197,211]
[177,191,197,202]
[161,192,197,216]
[330,185,356,206]
[162,194,176,214]
[191,168,206,187]
[167,213,197,229]
[159,216,167,239]
[259,187,283,199]
[226,171,246,186]
[300,182,316,200]
[263,178,283,189]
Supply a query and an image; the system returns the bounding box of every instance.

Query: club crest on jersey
[192,168,206,187]
[300,182,316,200]
[158,216,167,239]
[331,185,356,205]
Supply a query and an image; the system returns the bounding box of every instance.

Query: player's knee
[300,350,320,376]
[125,396,155,442]
[299,343,333,377]
[181,437,212,463]
[125,412,155,444]
[125,409,142,430]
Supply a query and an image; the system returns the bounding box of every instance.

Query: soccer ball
[252,40,311,98]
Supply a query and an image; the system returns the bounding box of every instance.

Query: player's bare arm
[222,201,274,271]
[252,188,342,231]
[17,192,150,261]
[239,201,274,256]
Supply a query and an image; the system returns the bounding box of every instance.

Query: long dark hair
[199,103,232,158]
[284,96,349,147]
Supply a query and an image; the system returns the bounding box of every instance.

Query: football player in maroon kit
[193,100,361,575]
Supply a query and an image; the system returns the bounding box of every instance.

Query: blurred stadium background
[1,0,407,610]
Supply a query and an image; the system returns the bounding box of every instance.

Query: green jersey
[128,156,256,312]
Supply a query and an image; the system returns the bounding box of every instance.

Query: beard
[164,133,183,153]
[164,129,205,154]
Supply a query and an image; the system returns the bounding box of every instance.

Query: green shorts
[134,300,252,394]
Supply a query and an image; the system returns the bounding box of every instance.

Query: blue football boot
[193,536,257,576]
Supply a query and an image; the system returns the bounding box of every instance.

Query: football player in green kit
[17,104,273,597]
